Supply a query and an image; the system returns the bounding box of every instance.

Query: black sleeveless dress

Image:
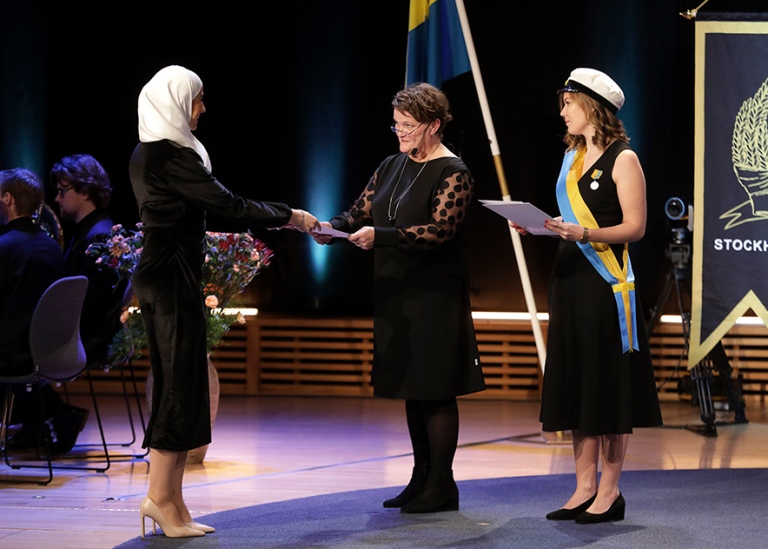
[539,141,663,435]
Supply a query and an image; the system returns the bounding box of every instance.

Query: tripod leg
[646,268,676,334]
[708,342,748,424]
[688,361,717,436]
[672,269,717,437]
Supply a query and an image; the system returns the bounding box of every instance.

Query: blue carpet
[113,468,767,548]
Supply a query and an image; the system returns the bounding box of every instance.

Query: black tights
[405,398,459,474]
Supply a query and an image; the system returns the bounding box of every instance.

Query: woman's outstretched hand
[285,209,320,233]
[309,221,334,245]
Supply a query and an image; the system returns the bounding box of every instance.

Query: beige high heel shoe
[140,497,206,538]
[185,520,215,533]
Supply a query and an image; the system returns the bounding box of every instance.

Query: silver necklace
[387,155,430,224]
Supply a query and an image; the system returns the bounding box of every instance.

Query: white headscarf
[137,65,211,171]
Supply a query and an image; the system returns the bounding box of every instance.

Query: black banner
[690,15,768,367]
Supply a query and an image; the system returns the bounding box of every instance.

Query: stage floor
[0,394,765,549]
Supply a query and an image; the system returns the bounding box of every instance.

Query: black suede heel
[546,494,597,520]
[575,493,625,524]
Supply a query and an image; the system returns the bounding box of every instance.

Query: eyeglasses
[390,122,423,136]
[56,186,74,198]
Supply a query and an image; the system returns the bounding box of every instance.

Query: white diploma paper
[313,225,350,238]
[480,199,557,236]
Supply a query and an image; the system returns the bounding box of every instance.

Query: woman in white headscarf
[130,65,318,538]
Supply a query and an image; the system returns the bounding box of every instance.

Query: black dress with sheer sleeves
[329,152,485,400]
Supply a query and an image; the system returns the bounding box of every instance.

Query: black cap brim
[557,79,619,114]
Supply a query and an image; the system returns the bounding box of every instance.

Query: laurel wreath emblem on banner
[732,77,768,218]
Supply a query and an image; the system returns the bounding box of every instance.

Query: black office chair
[0,276,92,485]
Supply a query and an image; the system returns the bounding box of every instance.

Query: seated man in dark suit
[51,154,127,365]
[0,167,88,452]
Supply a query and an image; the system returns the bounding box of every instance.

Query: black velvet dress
[129,140,293,451]
[330,152,485,400]
[539,142,663,435]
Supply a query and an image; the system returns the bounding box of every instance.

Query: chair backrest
[29,275,89,382]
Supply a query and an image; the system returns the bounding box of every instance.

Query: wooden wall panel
[69,316,768,405]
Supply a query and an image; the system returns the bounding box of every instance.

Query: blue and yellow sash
[555,149,639,353]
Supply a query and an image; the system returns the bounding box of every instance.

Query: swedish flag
[406,0,471,86]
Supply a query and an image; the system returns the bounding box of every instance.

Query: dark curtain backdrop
[1,1,760,317]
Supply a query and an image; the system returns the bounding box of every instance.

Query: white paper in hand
[312,225,350,238]
[480,200,557,236]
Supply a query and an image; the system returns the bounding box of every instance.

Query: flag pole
[454,0,547,372]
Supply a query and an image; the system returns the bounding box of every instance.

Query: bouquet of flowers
[200,231,274,351]
[89,223,144,283]
[86,224,274,367]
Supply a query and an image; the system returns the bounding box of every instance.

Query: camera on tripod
[664,197,693,271]
[654,196,747,435]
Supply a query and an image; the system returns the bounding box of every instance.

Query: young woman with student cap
[514,67,662,524]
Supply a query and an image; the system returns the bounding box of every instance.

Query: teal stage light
[304,114,346,295]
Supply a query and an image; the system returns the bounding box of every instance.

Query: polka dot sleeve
[328,173,376,231]
[329,167,473,250]
[397,168,473,250]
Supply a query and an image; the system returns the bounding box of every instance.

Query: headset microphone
[410,125,427,157]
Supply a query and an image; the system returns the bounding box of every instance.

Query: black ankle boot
[400,469,459,514]
[383,465,429,508]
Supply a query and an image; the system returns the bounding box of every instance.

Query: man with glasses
[13,153,134,453]
[52,154,127,366]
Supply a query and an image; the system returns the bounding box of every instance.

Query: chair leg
[125,358,149,458]
[70,361,147,460]
[117,366,137,446]
[0,385,12,453]
[34,385,54,484]
[48,376,112,469]
[108,358,148,458]
[11,379,111,474]
[83,368,112,470]
[109,359,149,458]
[0,385,53,486]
